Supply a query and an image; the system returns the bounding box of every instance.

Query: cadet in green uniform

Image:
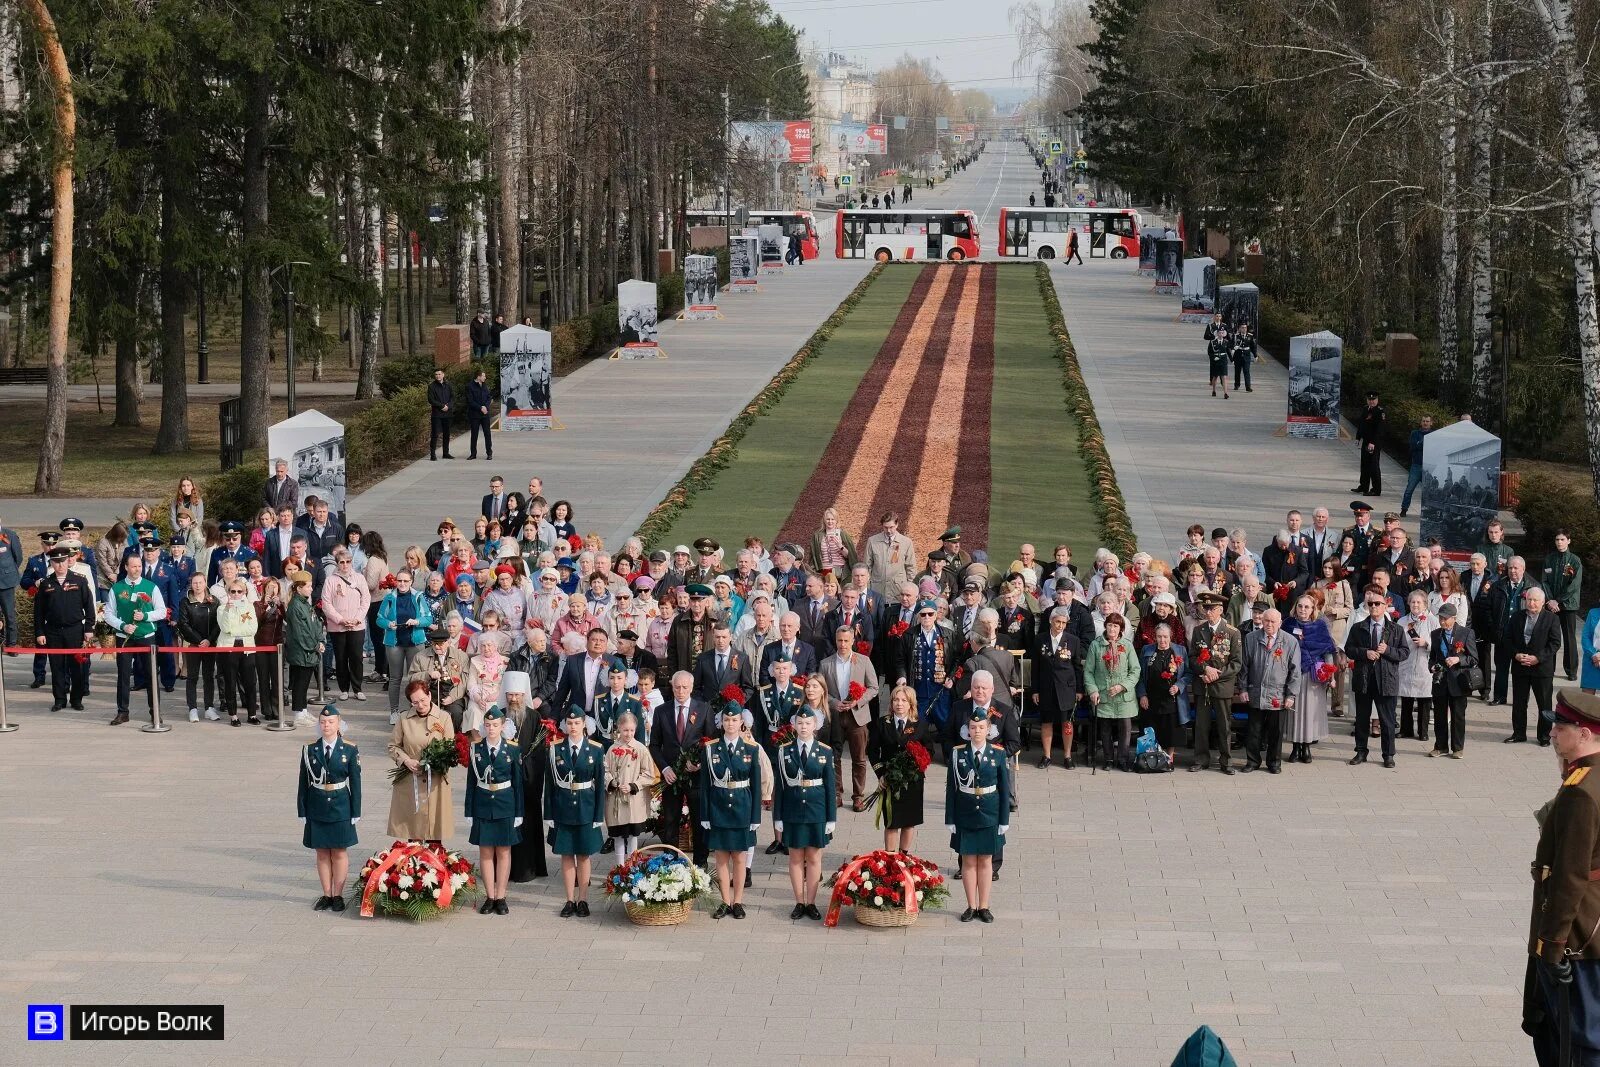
[465,706,525,915]
[946,706,1011,923]
[297,705,360,913]
[774,705,836,920]
[591,658,642,748]
[1542,531,1585,682]
[757,653,805,855]
[701,702,762,919]
[545,704,606,917]
[1525,690,1600,1066]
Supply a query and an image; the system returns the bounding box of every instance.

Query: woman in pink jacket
[322,548,372,700]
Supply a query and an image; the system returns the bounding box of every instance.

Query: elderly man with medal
[298,705,361,913]
[894,597,956,748]
[545,704,606,918]
[464,705,524,915]
[774,703,835,921]
[946,705,1011,923]
[756,652,805,856]
[701,699,763,919]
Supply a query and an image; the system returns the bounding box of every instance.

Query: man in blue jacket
[0,509,22,653]
[1399,414,1433,517]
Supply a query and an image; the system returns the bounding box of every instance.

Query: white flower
[423,871,439,885]
[398,875,414,890]
[451,873,466,889]
[862,879,872,890]
[433,889,442,899]
[873,895,883,906]
[399,891,410,900]
[916,890,924,901]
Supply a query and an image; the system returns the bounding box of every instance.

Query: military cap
[220,520,245,533]
[1196,591,1227,607]
[720,702,744,719]
[607,657,627,674]
[563,703,586,721]
[967,705,991,723]
[917,599,940,613]
[59,537,83,551]
[1383,511,1402,524]
[39,531,60,544]
[694,537,720,555]
[772,649,793,664]
[58,517,85,532]
[167,534,188,546]
[139,535,162,549]
[45,545,72,560]
[482,705,506,721]
[686,583,712,598]
[790,706,815,722]
[939,526,962,542]
[132,520,158,533]
[320,704,341,717]
[616,628,640,642]
[1554,690,1600,729]
[1349,500,1373,514]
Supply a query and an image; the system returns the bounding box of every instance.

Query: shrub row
[1033,263,1139,559]
[1514,474,1600,600]
[632,264,888,549]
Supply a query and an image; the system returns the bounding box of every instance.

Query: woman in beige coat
[386,679,455,843]
[1315,558,1355,715]
[603,711,660,866]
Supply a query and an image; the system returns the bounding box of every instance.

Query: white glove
[701,821,710,829]
[463,817,472,826]
[825,822,835,835]
[544,820,554,832]
[593,822,604,829]
[351,817,360,824]
[749,824,759,832]
[998,825,1008,836]
[299,817,306,824]
[774,821,784,833]
[945,824,955,833]
[514,817,523,828]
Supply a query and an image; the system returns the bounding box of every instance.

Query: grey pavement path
[1053,260,1411,562]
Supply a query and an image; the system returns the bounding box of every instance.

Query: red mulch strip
[776,266,938,549]
[948,263,997,553]
[859,267,970,551]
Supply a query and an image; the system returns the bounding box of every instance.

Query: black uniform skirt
[884,775,925,829]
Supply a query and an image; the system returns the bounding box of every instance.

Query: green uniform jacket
[1085,636,1140,719]
[1542,551,1584,611]
[543,739,606,826]
[1529,753,1600,964]
[773,741,836,826]
[464,739,525,822]
[699,737,762,831]
[1478,540,1516,579]
[297,738,361,826]
[591,691,643,739]
[284,593,324,667]
[945,742,1010,830]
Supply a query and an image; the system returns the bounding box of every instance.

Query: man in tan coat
[863,512,916,600]
[408,626,470,731]
[819,625,881,811]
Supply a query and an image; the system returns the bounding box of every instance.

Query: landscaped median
[636,261,1136,562]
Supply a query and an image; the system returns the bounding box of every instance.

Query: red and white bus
[997,206,1140,260]
[684,209,820,261]
[835,209,981,261]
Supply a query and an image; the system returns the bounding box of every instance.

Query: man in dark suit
[260,506,301,579]
[1464,553,1498,699]
[875,581,920,680]
[1504,586,1563,746]
[466,369,493,460]
[1343,585,1411,768]
[1428,604,1477,757]
[1029,606,1084,769]
[823,585,875,656]
[759,611,818,686]
[556,628,613,718]
[845,564,885,626]
[480,475,508,525]
[794,574,835,662]
[1487,556,1540,705]
[692,622,747,705]
[1260,530,1311,604]
[262,457,300,513]
[648,670,715,865]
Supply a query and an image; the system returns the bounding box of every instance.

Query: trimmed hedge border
[633,264,887,548]
[1033,263,1139,558]
[1514,474,1600,600]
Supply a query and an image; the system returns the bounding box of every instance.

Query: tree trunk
[1435,4,1461,406]
[153,155,189,454]
[239,70,271,448]
[1466,0,1495,425]
[493,0,523,321]
[20,0,73,493]
[356,162,382,398]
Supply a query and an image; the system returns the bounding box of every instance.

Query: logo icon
[28,1005,65,1040]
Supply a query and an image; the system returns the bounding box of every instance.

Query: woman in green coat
[284,571,326,718]
[1086,612,1140,771]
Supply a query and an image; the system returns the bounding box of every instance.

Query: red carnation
[719,683,744,705]
[888,621,909,639]
[906,740,932,773]
[854,639,871,655]
[1272,647,1283,659]
[848,681,866,702]
[454,732,472,767]
[1453,642,1465,653]
[1196,648,1212,663]
[1273,582,1291,601]
[699,735,716,746]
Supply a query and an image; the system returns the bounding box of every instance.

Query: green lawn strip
[653,266,921,550]
[987,265,1104,558]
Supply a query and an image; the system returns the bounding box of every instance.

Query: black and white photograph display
[1420,420,1503,554]
[682,254,719,319]
[498,324,553,430]
[613,279,664,358]
[1286,331,1343,440]
[1153,237,1183,291]
[1138,232,1156,275]
[267,410,347,518]
[728,235,759,292]
[1178,256,1217,322]
[757,223,784,272]
[1218,282,1260,338]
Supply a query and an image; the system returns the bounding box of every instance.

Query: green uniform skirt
[950,828,999,856]
[706,826,755,852]
[304,818,357,850]
[548,822,602,856]
[783,821,830,849]
[470,817,521,848]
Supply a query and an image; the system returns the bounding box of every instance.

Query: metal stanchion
[316,661,325,706]
[266,645,295,732]
[0,650,17,734]
[141,645,170,733]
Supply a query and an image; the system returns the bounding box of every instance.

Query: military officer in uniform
[937,527,972,573]
[591,658,642,748]
[465,705,525,915]
[298,705,361,913]
[1543,531,1585,681]
[701,702,762,919]
[686,537,723,587]
[1524,690,1600,1066]
[207,520,259,585]
[946,706,1011,923]
[1342,501,1381,575]
[545,704,606,918]
[33,545,94,712]
[1188,591,1242,773]
[58,517,98,580]
[1353,391,1386,495]
[774,705,835,920]
[756,653,805,855]
[21,530,60,690]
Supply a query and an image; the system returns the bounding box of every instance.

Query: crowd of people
[7,461,1597,922]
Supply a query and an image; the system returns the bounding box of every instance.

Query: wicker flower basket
[854,904,918,928]
[620,843,695,927]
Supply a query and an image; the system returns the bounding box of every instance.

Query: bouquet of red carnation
[824,849,949,925]
[864,740,932,827]
[1196,648,1212,664]
[848,681,867,704]
[1313,661,1337,685]
[379,573,398,591]
[1272,582,1292,601]
[352,840,480,920]
[770,724,796,747]
[453,731,472,767]
[792,674,808,688]
[854,639,871,655]
[719,683,745,707]
[887,620,909,639]
[648,737,714,840]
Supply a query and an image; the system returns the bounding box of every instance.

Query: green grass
[654,266,921,550]
[986,265,1103,557]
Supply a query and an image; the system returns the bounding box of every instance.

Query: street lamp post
[196,273,209,384]
[271,261,312,418]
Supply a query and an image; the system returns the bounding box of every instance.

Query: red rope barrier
[4,645,279,655]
